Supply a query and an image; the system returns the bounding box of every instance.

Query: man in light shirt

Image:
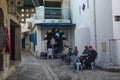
[47,47,53,59]
[61,45,69,61]
[50,36,55,49]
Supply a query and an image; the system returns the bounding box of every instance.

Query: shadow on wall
[75,27,90,55]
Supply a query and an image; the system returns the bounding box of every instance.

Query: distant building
[29,0,76,57]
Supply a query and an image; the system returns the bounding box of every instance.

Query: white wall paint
[95,0,113,67]
[35,27,42,57]
[70,0,120,67]
[70,0,95,54]
[75,27,90,56]
[110,0,120,66]
[112,0,120,39]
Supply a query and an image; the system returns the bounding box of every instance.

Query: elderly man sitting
[84,46,97,69]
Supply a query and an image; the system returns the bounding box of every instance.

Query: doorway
[0,8,4,70]
[10,21,15,60]
[10,20,21,61]
[44,28,66,54]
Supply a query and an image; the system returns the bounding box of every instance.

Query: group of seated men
[61,45,97,69]
[46,44,98,69]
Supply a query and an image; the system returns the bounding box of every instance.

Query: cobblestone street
[6,51,120,80]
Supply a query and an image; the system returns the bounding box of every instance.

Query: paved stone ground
[46,59,120,80]
[6,51,120,80]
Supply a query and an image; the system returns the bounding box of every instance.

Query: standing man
[50,36,55,49]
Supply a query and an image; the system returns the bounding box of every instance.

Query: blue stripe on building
[29,31,37,51]
[35,23,76,27]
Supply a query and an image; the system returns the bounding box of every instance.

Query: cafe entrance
[44,28,66,53]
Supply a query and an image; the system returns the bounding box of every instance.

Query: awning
[35,23,76,27]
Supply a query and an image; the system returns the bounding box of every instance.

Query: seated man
[61,45,69,61]
[84,46,97,69]
[47,47,53,59]
[79,46,89,65]
[67,48,73,65]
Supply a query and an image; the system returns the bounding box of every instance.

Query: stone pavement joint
[41,60,60,80]
[42,64,53,80]
[45,63,60,80]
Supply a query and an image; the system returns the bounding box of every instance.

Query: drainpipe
[93,0,97,50]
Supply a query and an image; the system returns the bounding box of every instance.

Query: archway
[44,28,66,54]
[0,8,4,70]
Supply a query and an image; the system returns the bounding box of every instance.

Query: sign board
[0,27,6,49]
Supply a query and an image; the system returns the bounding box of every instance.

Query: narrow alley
[6,51,120,80]
[1,0,120,80]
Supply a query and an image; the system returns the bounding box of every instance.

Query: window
[115,16,120,21]
[82,4,86,11]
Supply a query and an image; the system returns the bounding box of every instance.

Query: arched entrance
[44,28,66,54]
[0,8,4,70]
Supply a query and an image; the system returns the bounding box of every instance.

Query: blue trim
[29,33,37,44]
[35,23,76,27]
[29,32,37,51]
[29,34,34,42]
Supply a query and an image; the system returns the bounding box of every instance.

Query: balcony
[45,7,70,19]
[34,7,70,20]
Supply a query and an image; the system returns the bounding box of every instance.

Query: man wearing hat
[84,46,97,69]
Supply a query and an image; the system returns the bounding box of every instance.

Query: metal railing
[44,7,70,19]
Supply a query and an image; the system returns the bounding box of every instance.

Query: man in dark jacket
[84,46,97,69]
[79,46,89,65]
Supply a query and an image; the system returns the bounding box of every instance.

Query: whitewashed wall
[112,0,120,39]
[110,0,120,65]
[95,0,113,67]
[62,0,69,8]
[70,0,95,55]
[35,27,42,57]
[75,27,90,56]
[70,0,120,67]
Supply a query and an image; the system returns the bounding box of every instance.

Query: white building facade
[29,0,76,57]
[70,0,120,67]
